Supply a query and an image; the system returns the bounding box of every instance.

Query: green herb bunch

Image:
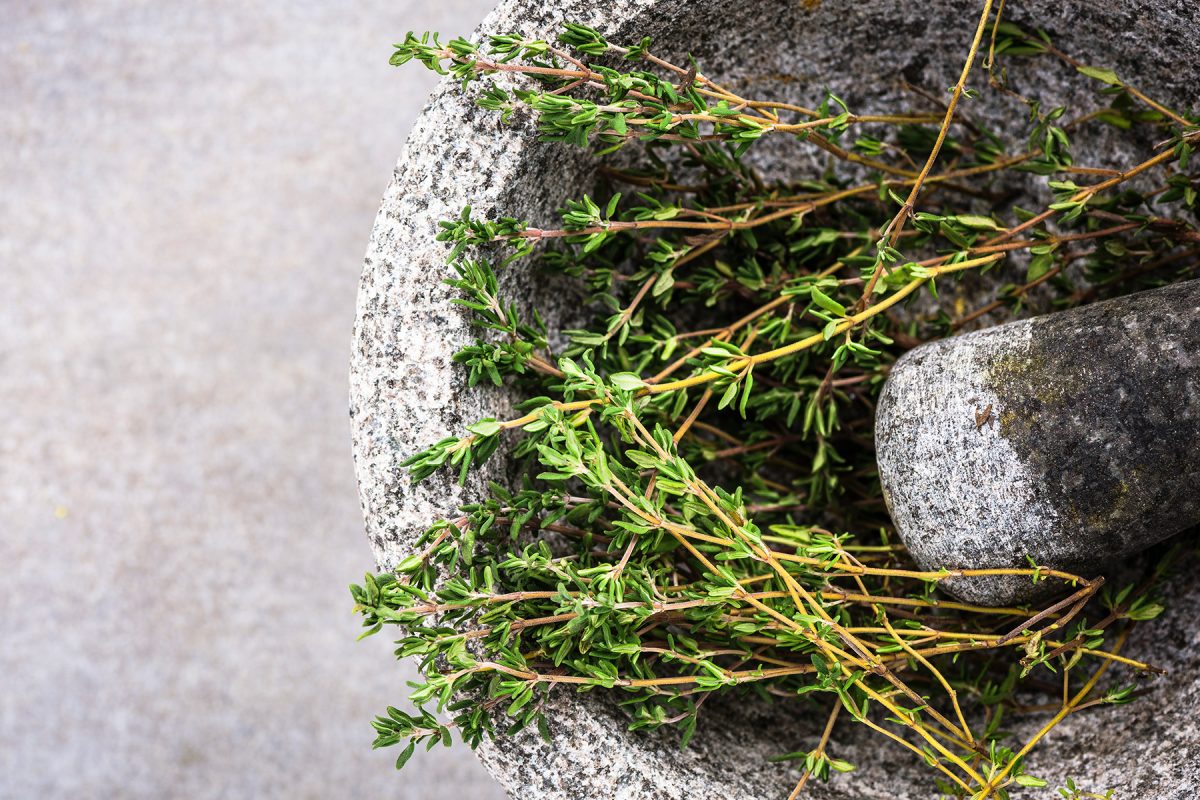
[353,5,1199,797]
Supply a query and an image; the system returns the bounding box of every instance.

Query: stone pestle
[875,279,1200,606]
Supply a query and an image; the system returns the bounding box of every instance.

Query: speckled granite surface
[351,0,1200,797]
[877,281,1200,606]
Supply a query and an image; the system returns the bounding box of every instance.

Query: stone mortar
[351,1,1200,797]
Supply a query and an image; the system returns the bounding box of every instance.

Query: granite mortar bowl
[351,1,1200,797]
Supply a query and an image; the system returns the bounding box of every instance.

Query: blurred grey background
[0,1,504,797]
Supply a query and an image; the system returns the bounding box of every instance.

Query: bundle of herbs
[351,5,1199,797]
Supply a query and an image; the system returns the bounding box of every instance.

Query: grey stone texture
[877,280,1200,607]
[352,0,1200,798]
[1,2,503,798]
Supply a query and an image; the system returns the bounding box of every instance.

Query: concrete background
[0,1,503,797]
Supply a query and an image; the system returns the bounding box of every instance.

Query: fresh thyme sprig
[358,6,1199,798]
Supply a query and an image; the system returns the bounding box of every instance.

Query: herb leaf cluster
[357,8,1198,798]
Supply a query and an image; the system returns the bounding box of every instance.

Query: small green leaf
[953,214,1000,230]
[467,419,502,437]
[679,714,697,749]
[610,372,646,391]
[738,371,754,418]
[652,268,675,297]
[1127,602,1164,621]
[810,286,847,316]
[718,381,739,410]
[1076,65,1122,86]
[1026,252,1054,282]
[395,741,417,770]
[605,192,622,218]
